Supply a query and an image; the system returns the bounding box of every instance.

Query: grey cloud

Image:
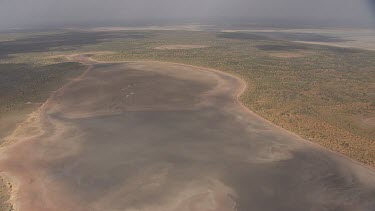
[0,0,374,29]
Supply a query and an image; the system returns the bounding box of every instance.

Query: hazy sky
[0,0,374,29]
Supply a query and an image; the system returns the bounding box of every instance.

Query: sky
[0,0,374,29]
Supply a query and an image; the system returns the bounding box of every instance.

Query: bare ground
[0,57,375,211]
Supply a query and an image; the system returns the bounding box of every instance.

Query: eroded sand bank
[0,59,375,211]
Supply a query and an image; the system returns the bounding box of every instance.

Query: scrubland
[0,29,374,167]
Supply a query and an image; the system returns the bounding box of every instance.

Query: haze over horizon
[0,0,374,29]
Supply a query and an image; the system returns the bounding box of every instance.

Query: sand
[0,56,374,211]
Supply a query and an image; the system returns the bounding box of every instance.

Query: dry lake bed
[1,60,375,211]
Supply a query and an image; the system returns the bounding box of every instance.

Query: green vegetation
[0,31,87,209]
[0,29,373,209]
[0,62,85,140]
[90,31,375,167]
[0,29,374,168]
[0,33,90,140]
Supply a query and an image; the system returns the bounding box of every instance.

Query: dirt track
[1,58,375,211]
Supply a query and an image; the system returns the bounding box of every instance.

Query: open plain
[0,57,374,210]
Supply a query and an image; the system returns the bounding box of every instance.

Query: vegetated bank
[91,30,375,167]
